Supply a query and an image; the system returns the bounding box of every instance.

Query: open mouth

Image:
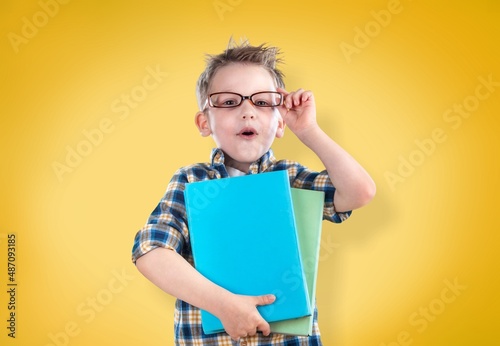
[238,127,258,138]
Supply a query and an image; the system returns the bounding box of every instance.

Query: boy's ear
[275,114,285,138]
[195,111,211,137]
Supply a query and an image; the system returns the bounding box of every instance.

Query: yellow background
[1,0,499,345]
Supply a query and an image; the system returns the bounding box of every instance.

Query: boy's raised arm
[278,87,376,212]
[135,247,275,340]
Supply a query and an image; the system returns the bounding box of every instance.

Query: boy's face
[195,63,284,172]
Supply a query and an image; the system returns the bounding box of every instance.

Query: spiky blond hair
[196,38,285,110]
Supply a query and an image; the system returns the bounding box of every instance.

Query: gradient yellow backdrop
[1,1,499,345]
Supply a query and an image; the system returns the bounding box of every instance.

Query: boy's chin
[222,149,267,167]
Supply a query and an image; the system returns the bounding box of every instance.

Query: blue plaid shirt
[132,148,351,345]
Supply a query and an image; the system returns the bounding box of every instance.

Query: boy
[132,40,376,345]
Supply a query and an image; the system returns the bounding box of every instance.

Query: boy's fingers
[257,319,272,336]
[247,327,258,337]
[277,87,293,109]
[254,294,276,306]
[279,87,313,109]
[301,91,312,102]
[281,88,304,108]
[276,87,288,95]
[254,294,275,335]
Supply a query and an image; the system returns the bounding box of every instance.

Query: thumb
[254,294,276,306]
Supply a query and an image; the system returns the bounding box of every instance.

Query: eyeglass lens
[210,92,282,108]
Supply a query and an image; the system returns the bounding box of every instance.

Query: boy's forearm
[135,247,230,316]
[297,125,376,212]
[136,247,275,339]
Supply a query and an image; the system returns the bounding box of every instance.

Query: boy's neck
[224,155,250,174]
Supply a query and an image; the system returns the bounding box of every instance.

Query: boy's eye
[212,95,240,107]
[254,100,270,107]
[222,99,237,106]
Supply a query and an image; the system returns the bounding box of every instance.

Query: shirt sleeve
[131,169,190,264]
[287,162,352,223]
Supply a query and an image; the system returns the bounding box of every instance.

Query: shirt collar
[210,148,277,175]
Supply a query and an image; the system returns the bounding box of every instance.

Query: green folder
[270,188,325,336]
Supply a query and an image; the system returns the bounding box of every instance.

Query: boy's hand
[217,293,276,340]
[278,87,318,139]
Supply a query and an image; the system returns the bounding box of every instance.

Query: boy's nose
[240,99,256,119]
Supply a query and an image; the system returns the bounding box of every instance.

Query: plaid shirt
[132,148,351,346]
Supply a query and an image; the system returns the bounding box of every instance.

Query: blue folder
[184,170,311,334]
